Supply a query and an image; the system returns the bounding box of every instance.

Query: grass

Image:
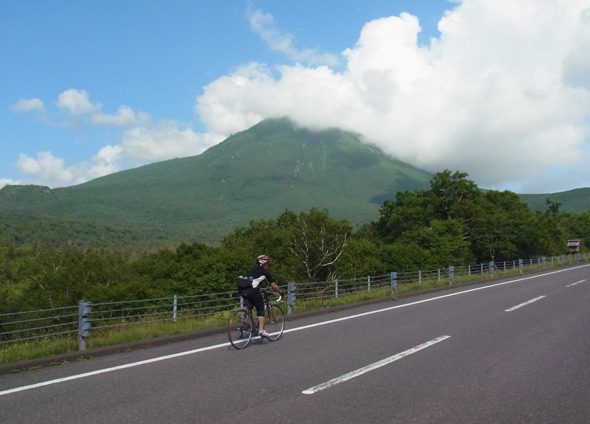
[0,313,232,365]
[0,259,581,367]
[0,338,79,366]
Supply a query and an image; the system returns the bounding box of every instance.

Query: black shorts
[239,287,265,317]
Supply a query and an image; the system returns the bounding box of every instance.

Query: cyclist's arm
[270,281,284,295]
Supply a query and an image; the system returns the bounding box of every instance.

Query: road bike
[227,290,285,349]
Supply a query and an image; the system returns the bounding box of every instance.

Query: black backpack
[236,275,253,289]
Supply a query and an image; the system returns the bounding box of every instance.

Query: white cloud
[7,0,590,194]
[11,98,45,112]
[10,118,224,188]
[79,144,124,181]
[91,106,151,127]
[196,0,590,193]
[6,79,226,187]
[121,121,224,162]
[56,89,101,114]
[14,147,123,188]
[16,152,74,185]
[248,8,340,66]
[0,178,20,188]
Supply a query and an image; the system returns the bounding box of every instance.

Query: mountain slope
[519,188,590,213]
[0,118,433,243]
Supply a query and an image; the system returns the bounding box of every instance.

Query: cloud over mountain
[197,0,590,193]
[5,0,590,193]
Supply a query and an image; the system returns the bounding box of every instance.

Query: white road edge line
[567,279,586,287]
[302,335,451,395]
[505,295,546,312]
[2,263,589,397]
[0,342,230,397]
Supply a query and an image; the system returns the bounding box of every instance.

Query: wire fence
[0,253,586,351]
[0,305,80,346]
[290,257,557,302]
[89,291,237,331]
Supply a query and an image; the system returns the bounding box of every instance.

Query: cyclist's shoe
[259,330,271,338]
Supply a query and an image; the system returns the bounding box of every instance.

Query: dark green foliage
[0,213,178,248]
[374,171,588,264]
[2,168,590,316]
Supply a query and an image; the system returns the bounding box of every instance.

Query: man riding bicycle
[238,255,284,338]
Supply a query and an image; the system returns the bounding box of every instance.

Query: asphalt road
[1,264,590,423]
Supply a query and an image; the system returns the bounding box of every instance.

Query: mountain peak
[0,119,433,243]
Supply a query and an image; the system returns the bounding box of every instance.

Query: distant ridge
[519,187,590,213]
[0,118,434,244]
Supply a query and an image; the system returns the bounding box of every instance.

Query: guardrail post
[419,270,422,284]
[489,262,495,278]
[367,276,371,292]
[519,259,523,275]
[438,268,441,281]
[335,279,339,298]
[78,300,92,351]
[448,266,454,285]
[390,272,397,294]
[173,295,178,322]
[287,281,296,315]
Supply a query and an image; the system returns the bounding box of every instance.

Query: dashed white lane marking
[302,336,451,395]
[505,296,546,312]
[566,279,586,287]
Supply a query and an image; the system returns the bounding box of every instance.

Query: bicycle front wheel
[264,304,285,341]
[228,309,254,349]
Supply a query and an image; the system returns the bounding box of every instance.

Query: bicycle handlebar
[261,290,282,302]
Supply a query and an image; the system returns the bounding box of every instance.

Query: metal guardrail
[0,254,585,351]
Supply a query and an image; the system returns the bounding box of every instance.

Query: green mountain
[519,188,590,213]
[0,118,433,245]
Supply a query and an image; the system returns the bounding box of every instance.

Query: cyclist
[238,255,284,338]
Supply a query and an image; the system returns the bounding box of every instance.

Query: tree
[545,198,561,216]
[336,238,386,279]
[277,209,352,281]
[375,191,432,243]
[468,190,536,261]
[429,170,482,224]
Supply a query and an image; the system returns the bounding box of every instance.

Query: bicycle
[227,290,285,349]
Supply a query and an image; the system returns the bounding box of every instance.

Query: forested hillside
[0,118,432,244]
[520,187,590,212]
[2,171,589,316]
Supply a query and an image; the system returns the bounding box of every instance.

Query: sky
[2,0,590,194]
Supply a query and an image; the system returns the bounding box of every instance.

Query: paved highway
[1,264,590,423]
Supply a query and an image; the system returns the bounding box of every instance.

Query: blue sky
[2,0,590,193]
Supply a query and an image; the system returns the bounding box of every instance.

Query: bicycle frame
[227,290,285,349]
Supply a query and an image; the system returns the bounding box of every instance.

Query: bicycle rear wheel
[264,304,285,341]
[228,309,254,349]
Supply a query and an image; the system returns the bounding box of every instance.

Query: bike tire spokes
[264,304,285,341]
[228,309,254,349]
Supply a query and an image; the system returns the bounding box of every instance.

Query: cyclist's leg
[242,289,265,333]
[251,290,266,333]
